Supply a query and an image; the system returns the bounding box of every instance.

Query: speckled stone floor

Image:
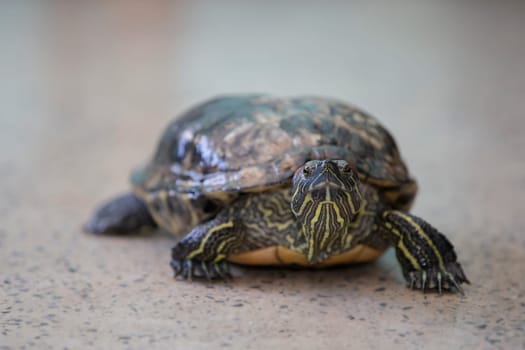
[1,1,525,349]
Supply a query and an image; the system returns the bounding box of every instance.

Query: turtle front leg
[171,217,247,280]
[379,210,469,294]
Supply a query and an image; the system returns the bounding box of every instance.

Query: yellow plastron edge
[228,244,383,268]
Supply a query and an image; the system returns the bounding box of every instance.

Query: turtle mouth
[307,162,347,190]
[307,172,358,204]
[310,180,345,191]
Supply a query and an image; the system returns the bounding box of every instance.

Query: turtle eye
[303,166,313,176]
[342,164,352,173]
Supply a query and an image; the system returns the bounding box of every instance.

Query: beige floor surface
[1,1,524,349]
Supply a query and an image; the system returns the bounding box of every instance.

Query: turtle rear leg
[379,210,469,294]
[84,192,156,234]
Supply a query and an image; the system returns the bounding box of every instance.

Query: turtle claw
[407,262,469,295]
[170,258,231,280]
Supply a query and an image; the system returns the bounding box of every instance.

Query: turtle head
[291,160,363,263]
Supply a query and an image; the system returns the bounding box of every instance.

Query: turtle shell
[133,95,416,210]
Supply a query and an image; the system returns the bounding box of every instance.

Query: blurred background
[1,1,524,205]
[1,1,524,349]
[2,0,524,237]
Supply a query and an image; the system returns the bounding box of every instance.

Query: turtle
[85,95,469,293]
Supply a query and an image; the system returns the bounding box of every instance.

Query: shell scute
[135,95,416,205]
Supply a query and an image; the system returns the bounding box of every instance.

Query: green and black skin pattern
[85,95,469,294]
